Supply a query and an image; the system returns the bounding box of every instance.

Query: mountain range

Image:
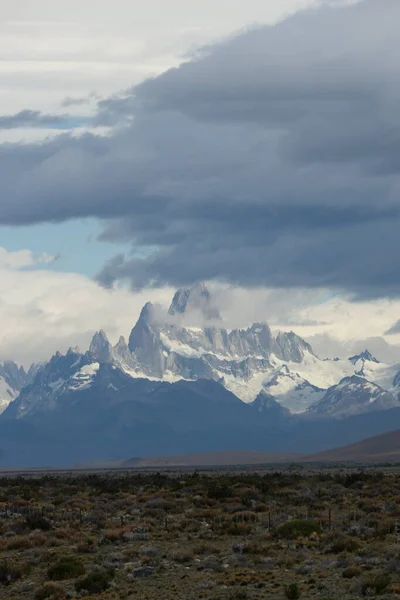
[1,283,400,467]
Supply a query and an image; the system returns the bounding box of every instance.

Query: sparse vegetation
[0,468,400,599]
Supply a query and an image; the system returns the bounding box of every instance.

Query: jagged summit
[89,330,112,363]
[168,282,221,320]
[349,349,379,365]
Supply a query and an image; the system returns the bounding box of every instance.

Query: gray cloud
[61,98,90,108]
[61,93,100,108]
[308,333,400,363]
[385,320,400,335]
[0,110,70,130]
[0,0,400,296]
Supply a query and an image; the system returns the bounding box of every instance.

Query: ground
[1,466,400,599]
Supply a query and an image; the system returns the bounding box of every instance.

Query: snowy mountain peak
[89,330,112,363]
[168,282,221,320]
[274,331,315,362]
[349,349,379,365]
[308,375,399,418]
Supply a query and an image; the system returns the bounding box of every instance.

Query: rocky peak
[139,302,156,323]
[274,331,315,363]
[89,330,112,363]
[393,371,400,388]
[115,335,128,351]
[349,349,379,365]
[168,282,221,320]
[0,361,27,390]
[250,390,291,419]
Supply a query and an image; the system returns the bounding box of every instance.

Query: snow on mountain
[71,288,400,415]
[261,365,325,413]
[346,349,400,392]
[6,349,97,419]
[4,284,400,421]
[349,349,380,366]
[122,284,321,411]
[307,375,400,418]
[0,361,35,414]
[0,378,18,414]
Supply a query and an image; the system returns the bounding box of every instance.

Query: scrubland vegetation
[1,468,400,598]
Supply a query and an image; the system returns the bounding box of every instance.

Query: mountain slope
[3,283,400,466]
[307,375,400,418]
[0,362,35,415]
[307,429,400,463]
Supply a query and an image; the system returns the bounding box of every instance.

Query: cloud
[0,251,173,366]
[0,247,58,269]
[0,0,400,296]
[61,96,94,108]
[0,110,73,130]
[385,320,400,335]
[308,333,400,363]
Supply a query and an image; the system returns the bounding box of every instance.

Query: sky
[1,0,400,366]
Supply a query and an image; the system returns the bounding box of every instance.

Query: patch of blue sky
[0,219,130,277]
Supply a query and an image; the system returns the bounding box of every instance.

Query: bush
[47,556,85,581]
[277,520,321,539]
[342,566,361,579]
[75,569,114,594]
[35,583,66,600]
[361,573,391,596]
[171,550,194,563]
[0,560,28,586]
[285,583,300,599]
[25,515,52,531]
[328,535,361,554]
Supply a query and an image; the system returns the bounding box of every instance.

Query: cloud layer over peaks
[0,0,399,296]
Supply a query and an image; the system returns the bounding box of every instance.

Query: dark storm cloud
[1,0,400,295]
[0,110,70,130]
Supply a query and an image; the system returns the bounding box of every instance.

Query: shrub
[47,556,85,581]
[328,535,361,554]
[361,573,391,596]
[229,592,249,600]
[0,560,28,586]
[171,550,194,563]
[342,566,361,579]
[277,520,321,539]
[225,523,253,536]
[25,515,52,531]
[285,583,301,599]
[35,583,66,600]
[76,537,97,554]
[75,569,114,594]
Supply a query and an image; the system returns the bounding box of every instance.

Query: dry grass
[0,468,400,599]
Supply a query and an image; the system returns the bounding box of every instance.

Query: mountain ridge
[1,282,400,466]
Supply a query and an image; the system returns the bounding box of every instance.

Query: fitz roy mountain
[1,283,400,466]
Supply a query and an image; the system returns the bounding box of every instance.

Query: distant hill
[307,429,400,463]
[123,450,303,468]
[76,450,302,470]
